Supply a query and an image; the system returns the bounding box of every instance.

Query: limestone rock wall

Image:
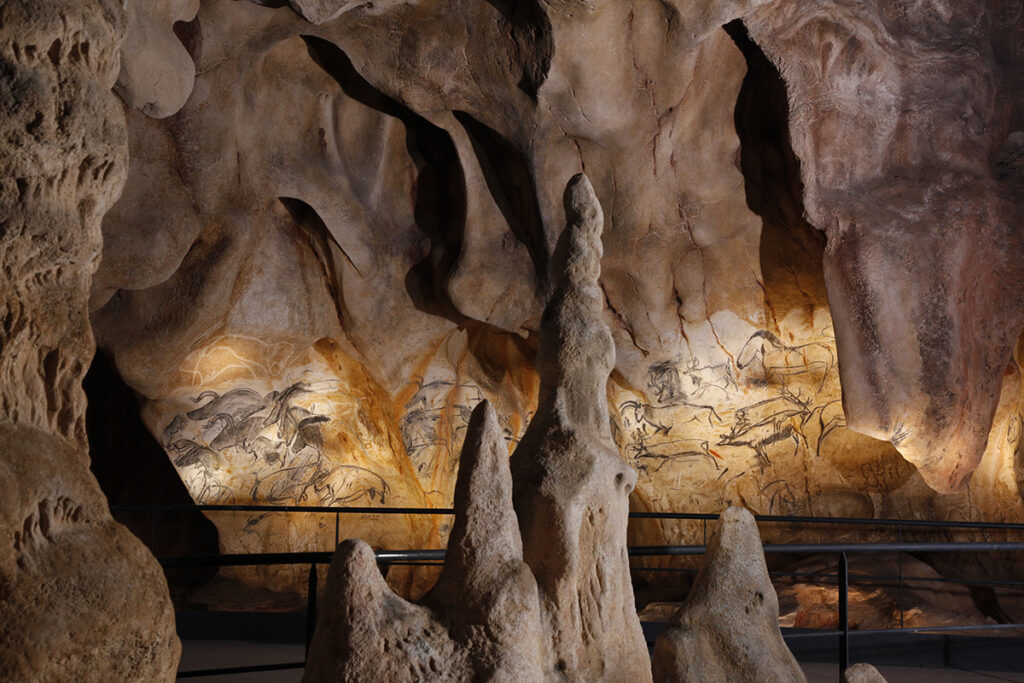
[0,0,179,679]
[89,0,1024,592]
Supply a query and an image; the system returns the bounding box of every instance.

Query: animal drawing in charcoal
[646,358,737,405]
[717,391,813,468]
[735,329,836,391]
[626,434,721,474]
[163,382,391,506]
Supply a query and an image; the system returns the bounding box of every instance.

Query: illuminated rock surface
[745,0,1024,492]
[652,506,804,683]
[843,663,888,683]
[86,0,1024,594]
[304,176,647,682]
[0,0,179,678]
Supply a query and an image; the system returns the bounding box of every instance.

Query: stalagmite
[304,173,649,681]
[302,401,542,682]
[652,507,805,683]
[842,663,888,683]
[510,172,651,680]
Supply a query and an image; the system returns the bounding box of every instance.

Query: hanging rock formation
[0,0,179,679]
[78,0,1024,595]
[745,0,1024,492]
[304,173,649,682]
[652,506,804,683]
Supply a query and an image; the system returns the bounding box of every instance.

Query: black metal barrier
[109,505,1024,680]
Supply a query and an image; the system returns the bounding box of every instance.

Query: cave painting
[165,382,392,507]
[87,0,1024,596]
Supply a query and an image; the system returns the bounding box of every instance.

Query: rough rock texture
[0,0,180,679]
[510,173,650,680]
[304,175,648,682]
[652,507,804,683]
[745,0,1024,492]
[302,401,543,682]
[842,663,888,683]
[88,0,1024,594]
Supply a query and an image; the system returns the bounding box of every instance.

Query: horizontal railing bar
[629,542,1024,555]
[176,661,305,678]
[629,566,1024,588]
[116,504,457,515]
[159,541,1024,568]
[112,504,1024,532]
[852,623,1024,635]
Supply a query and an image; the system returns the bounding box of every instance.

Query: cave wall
[90,0,1024,591]
[0,0,179,678]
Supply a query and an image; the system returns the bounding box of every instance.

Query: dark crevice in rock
[726,20,828,325]
[84,349,219,598]
[300,34,469,325]
[453,109,548,284]
[482,0,553,98]
[172,16,202,65]
[279,196,352,327]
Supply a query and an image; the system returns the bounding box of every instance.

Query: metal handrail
[148,506,1024,679]
[112,503,1024,532]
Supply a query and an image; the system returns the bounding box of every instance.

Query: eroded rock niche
[304,174,650,682]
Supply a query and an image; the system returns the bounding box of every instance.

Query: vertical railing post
[305,563,318,659]
[334,511,340,548]
[839,552,849,676]
[897,523,904,628]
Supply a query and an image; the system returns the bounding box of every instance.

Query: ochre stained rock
[0,0,179,679]
[652,507,804,683]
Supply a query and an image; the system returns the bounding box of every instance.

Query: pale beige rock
[0,0,179,679]
[115,0,199,118]
[305,174,648,681]
[652,506,805,683]
[842,663,888,683]
[302,400,543,682]
[511,173,651,680]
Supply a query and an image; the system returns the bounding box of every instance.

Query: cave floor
[178,640,1024,682]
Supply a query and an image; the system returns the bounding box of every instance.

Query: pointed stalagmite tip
[563,172,602,232]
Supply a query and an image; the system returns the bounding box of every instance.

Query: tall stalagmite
[510,172,650,680]
[0,1,179,679]
[303,173,649,682]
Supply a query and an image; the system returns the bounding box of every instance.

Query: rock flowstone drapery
[652,506,805,683]
[303,174,649,682]
[745,0,1024,493]
[0,0,180,679]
